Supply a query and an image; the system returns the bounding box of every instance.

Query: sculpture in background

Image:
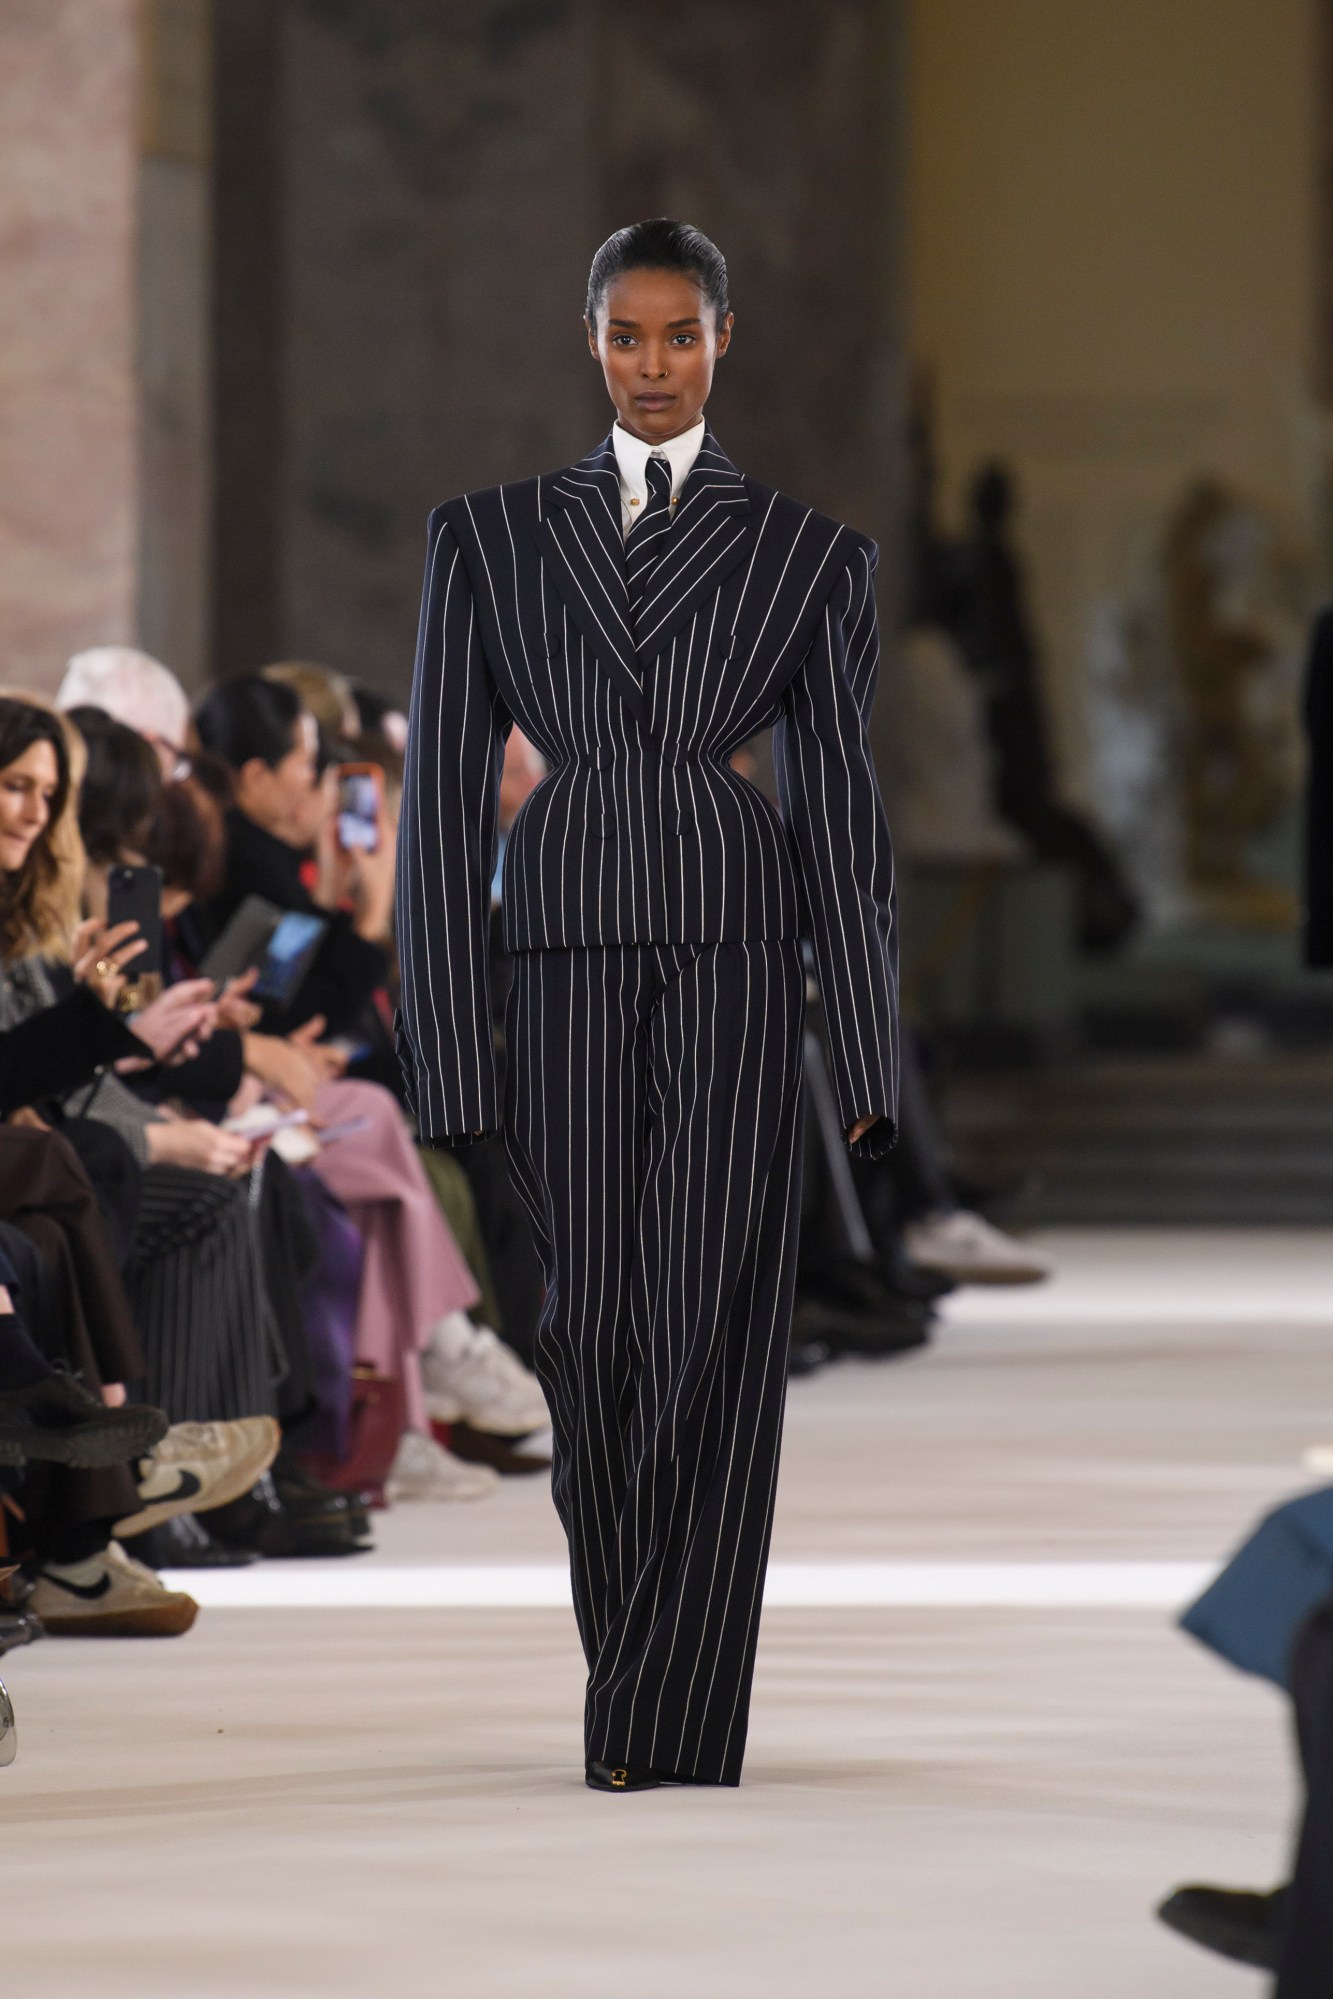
[902,412,1139,953]
[1162,478,1307,927]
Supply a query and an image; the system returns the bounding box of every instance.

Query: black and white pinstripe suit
[398,429,898,1784]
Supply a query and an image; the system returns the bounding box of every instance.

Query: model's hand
[847,1114,880,1145]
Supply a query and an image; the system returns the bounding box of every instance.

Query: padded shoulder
[743,478,878,575]
[432,474,546,546]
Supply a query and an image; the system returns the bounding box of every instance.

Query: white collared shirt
[611,416,706,539]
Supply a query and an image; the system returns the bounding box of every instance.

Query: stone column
[0,0,140,692]
[271,0,604,694]
[207,0,908,713]
[138,0,213,688]
[594,0,908,766]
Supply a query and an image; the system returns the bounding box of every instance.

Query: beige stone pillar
[138,0,213,689]
[0,1,140,693]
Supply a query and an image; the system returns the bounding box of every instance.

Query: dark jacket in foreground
[396,428,899,1155]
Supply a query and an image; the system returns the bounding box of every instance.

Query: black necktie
[625,454,673,623]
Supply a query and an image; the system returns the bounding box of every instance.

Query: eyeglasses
[147,736,193,782]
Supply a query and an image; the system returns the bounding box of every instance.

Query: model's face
[586,268,732,444]
[0,741,59,875]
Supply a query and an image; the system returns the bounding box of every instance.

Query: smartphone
[336,763,384,854]
[251,909,329,1006]
[105,862,164,1009]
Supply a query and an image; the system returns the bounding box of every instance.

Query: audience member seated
[0,696,367,1573]
[1158,1490,1333,1995]
[75,692,549,1503]
[56,644,188,781]
[188,674,394,1046]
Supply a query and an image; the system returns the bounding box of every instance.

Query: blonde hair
[0,692,86,962]
[262,660,355,742]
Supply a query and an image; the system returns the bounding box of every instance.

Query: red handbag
[301,1363,405,1509]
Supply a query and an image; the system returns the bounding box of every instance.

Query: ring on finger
[94,959,112,978]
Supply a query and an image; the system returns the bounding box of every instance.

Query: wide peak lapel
[632,429,754,662]
[535,435,643,719]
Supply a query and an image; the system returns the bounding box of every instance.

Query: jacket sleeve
[774,540,899,1160]
[0,985,146,1115]
[395,508,510,1142]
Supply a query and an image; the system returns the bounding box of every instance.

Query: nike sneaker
[113,1416,281,1539]
[29,1541,198,1637]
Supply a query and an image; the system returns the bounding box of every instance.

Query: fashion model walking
[397,220,899,1789]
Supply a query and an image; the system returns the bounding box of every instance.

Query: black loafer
[1157,1884,1287,1971]
[586,1759,661,1792]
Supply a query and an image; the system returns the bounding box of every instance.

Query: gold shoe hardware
[611,1767,629,1789]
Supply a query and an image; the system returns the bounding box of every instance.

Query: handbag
[300,1362,405,1508]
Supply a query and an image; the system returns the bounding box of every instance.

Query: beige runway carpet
[3,1228,1323,1997]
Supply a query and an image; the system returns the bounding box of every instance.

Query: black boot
[0,1373,167,1469]
[1156,1884,1287,1971]
[203,1472,370,1559]
[121,1511,261,1570]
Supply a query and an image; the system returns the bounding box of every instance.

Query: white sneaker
[30,1540,199,1637]
[422,1321,549,1436]
[903,1209,1052,1286]
[384,1429,499,1503]
[114,1416,281,1539]
[1303,1444,1333,1477]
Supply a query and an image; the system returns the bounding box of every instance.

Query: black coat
[396,428,900,1156]
[0,984,144,1117]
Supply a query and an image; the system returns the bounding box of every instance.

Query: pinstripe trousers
[503,937,805,1786]
[127,1166,280,1425]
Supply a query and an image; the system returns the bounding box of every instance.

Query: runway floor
[3,1228,1326,1997]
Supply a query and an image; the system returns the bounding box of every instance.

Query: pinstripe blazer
[397,428,899,1159]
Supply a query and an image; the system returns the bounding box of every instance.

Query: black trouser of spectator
[1277,1598,1333,1996]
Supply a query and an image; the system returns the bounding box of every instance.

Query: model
[396,219,899,1790]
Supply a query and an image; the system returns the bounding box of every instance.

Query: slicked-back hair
[586,218,729,328]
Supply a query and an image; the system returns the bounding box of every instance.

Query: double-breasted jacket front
[396,428,899,1156]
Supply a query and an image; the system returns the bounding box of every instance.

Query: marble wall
[0,0,140,692]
